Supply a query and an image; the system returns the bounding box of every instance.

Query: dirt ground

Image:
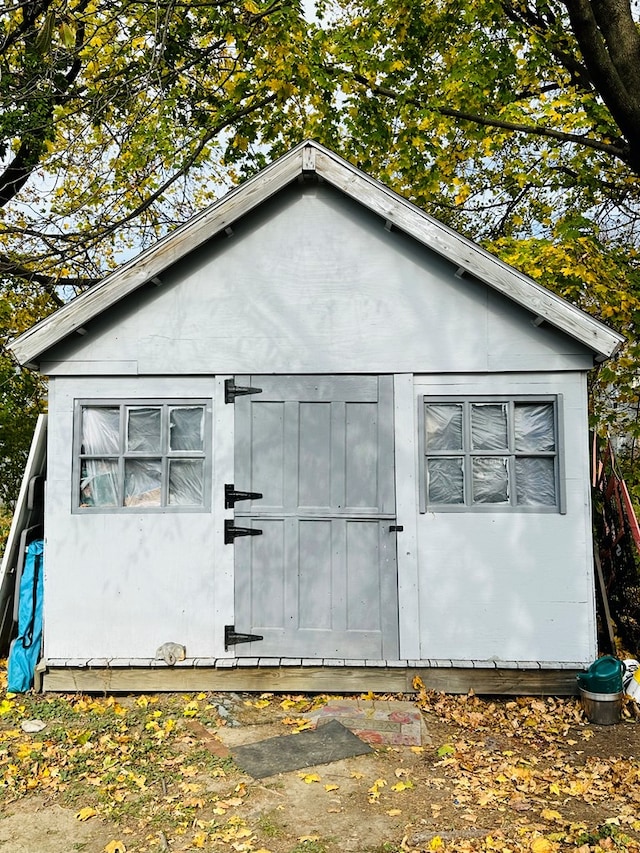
[0,685,639,853]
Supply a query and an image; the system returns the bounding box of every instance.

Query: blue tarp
[7,539,44,693]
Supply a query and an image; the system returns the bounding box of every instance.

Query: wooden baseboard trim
[41,665,580,696]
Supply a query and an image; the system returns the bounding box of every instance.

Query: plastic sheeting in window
[515,403,555,452]
[425,404,463,451]
[170,407,204,451]
[80,407,121,506]
[169,459,204,505]
[80,403,207,508]
[81,406,119,454]
[471,403,507,450]
[516,457,556,505]
[427,457,464,504]
[127,407,161,453]
[80,459,118,507]
[472,457,509,503]
[125,459,162,506]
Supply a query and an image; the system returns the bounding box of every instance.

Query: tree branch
[94,93,277,237]
[349,71,631,163]
[563,0,640,170]
[0,255,92,302]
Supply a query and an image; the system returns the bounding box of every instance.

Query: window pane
[515,403,555,452]
[425,404,463,451]
[124,459,161,506]
[516,457,556,505]
[170,406,204,451]
[472,404,507,450]
[472,457,509,503]
[82,407,119,454]
[427,457,464,503]
[127,407,162,453]
[80,459,119,507]
[169,459,204,505]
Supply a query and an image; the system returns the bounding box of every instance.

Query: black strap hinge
[224,519,263,544]
[225,379,262,403]
[225,484,263,508]
[225,625,264,649]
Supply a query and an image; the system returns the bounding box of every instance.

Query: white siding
[410,372,595,665]
[44,376,234,660]
[41,185,594,377]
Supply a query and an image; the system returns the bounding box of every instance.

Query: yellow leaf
[428,837,444,851]
[192,831,207,848]
[324,784,339,792]
[76,807,97,821]
[298,773,321,784]
[104,843,126,853]
[390,781,413,792]
[541,809,563,823]
[548,782,561,795]
[410,746,424,754]
[351,771,364,779]
[530,838,553,853]
[387,809,402,816]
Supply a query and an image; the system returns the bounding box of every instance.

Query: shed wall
[44,375,234,661]
[412,371,595,665]
[41,185,594,377]
[44,369,596,666]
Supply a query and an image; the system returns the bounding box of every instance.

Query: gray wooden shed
[6,140,624,694]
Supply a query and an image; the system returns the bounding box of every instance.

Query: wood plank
[394,373,421,660]
[41,665,581,695]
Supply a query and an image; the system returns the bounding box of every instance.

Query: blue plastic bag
[7,539,44,693]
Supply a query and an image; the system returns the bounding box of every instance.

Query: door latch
[225,484,263,508]
[224,519,263,544]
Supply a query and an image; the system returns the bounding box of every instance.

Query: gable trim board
[8,140,623,368]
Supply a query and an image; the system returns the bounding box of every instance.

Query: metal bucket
[579,687,622,725]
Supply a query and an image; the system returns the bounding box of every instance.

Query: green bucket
[576,656,623,694]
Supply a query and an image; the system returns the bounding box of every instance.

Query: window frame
[72,398,213,513]
[418,394,565,514]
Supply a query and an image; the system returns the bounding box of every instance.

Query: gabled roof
[9,139,624,365]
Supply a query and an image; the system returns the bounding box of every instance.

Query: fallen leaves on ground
[0,665,638,853]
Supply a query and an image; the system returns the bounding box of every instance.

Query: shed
[5,140,624,694]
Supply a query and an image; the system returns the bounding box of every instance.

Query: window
[419,396,563,512]
[75,401,211,511]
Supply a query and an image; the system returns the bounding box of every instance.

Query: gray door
[232,375,399,659]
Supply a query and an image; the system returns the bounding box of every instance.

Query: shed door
[231,375,399,659]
